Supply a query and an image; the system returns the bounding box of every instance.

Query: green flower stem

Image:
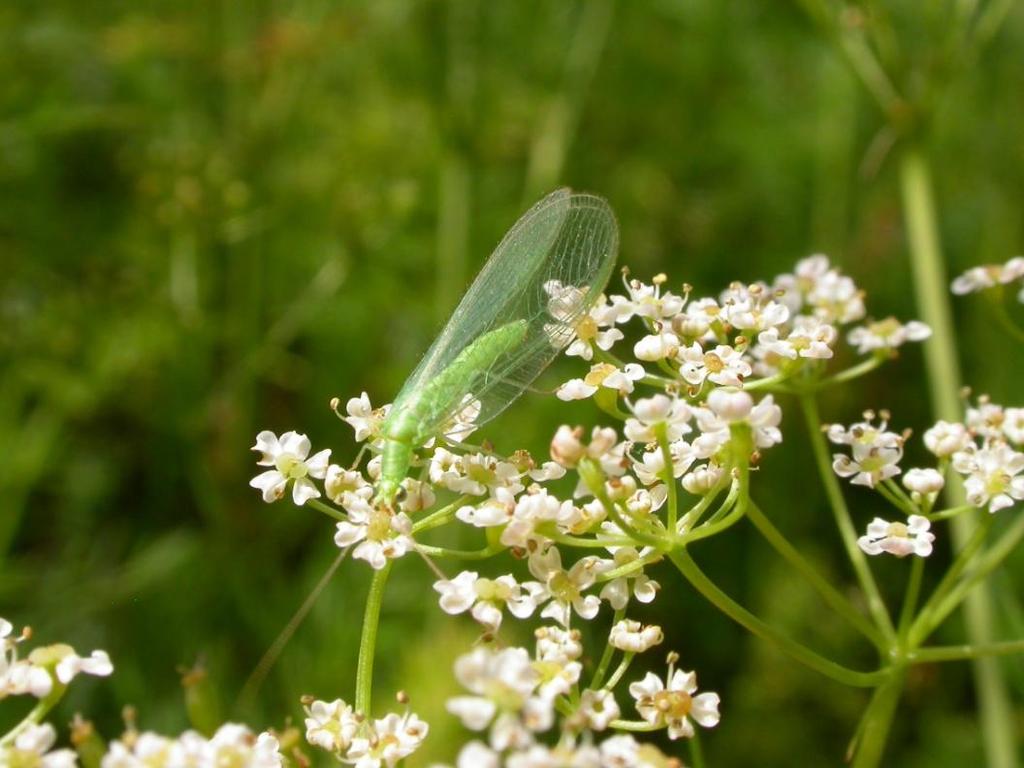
[925,504,974,522]
[580,459,666,550]
[607,719,660,732]
[900,146,1016,767]
[416,543,504,560]
[689,730,706,768]
[742,372,792,392]
[668,548,887,687]
[679,495,747,545]
[307,498,347,522]
[0,678,66,747]
[816,356,885,388]
[881,479,917,514]
[700,476,740,526]
[850,668,906,768]
[589,607,625,690]
[746,500,886,650]
[545,532,637,549]
[914,513,1024,644]
[595,553,663,584]
[355,562,392,715]
[412,496,471,533]
[679,475,734,530]
[897,556,925,640]
[655,422,678,531]
[908,514,995,646]
[601,652,636,691]
[875,481,917,516]
[911,639,1024,663]
[800,394,896,642]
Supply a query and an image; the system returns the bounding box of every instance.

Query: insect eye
[394,485,409,504]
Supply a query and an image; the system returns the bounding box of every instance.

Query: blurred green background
[3,1,1023,765]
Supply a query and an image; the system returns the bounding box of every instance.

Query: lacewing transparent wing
[394,188,618,443]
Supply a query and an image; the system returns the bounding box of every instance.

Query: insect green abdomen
[375,319,529,504]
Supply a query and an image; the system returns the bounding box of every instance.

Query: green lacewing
[375,188,619,504]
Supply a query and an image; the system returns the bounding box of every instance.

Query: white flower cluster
[952,256,1024,303]
[830,397,1024,558]
[435,638,716,766]
[829,411,906,490]
[1,723,78,768]
[303,697,428,768]
[552,256,928,399]
[0,619,115,767]
[949,399,1024,513]
[242,254,945,764]
[0,619,113,701]
[102,724,285,768]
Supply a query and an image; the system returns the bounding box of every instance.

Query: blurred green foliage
[2,1,1023,765]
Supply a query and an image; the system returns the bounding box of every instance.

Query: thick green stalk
[355,562,392,715]
[900,148,1017,767]
[851,669,906,768]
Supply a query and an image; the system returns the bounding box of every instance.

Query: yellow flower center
[703,352,724,373]
[654,689,693,720]
[367,509,394,542]
[886,522,909,538]
[275,454,308,480]
[584,363,617,386]
[575,315,598,342]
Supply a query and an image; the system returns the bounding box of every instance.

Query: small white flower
[324,465,372,504]
[858,515,934,557]
[954,443,1024,513]
[433,571,544,632]
[633,331,680,362]
[556,378,598,401]
[447,647,551,750]
[55,649,113,684]
[534,626,584,663]
[1003,407,1024,445]
[923,420,971,457]
[250,430,331,505]
[528,547,602,627]
[966,400,1008,441]
[903,468,945,496]
[806,267,865,324]
[578,688,621,731]
[623,394,691,443]
[304,698,359,754]
[847,317,931,354]
[4,723,77,768]
[832,445,902,488]
[346,711,428,768]
[682,462,725,495]
[500,489,576,549]
[678,342,751,388]
[629,669,720,740]
[622,278,685,321]
[334,494,414,569]
[565,301,625,361]
[720,282,790,332]
[952,265,998,294]
[829,416,904,488]
[341,392,389,443]
[609,620,664,653]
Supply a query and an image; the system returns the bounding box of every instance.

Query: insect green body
[375,320,529,504]
[370,188,618,507]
